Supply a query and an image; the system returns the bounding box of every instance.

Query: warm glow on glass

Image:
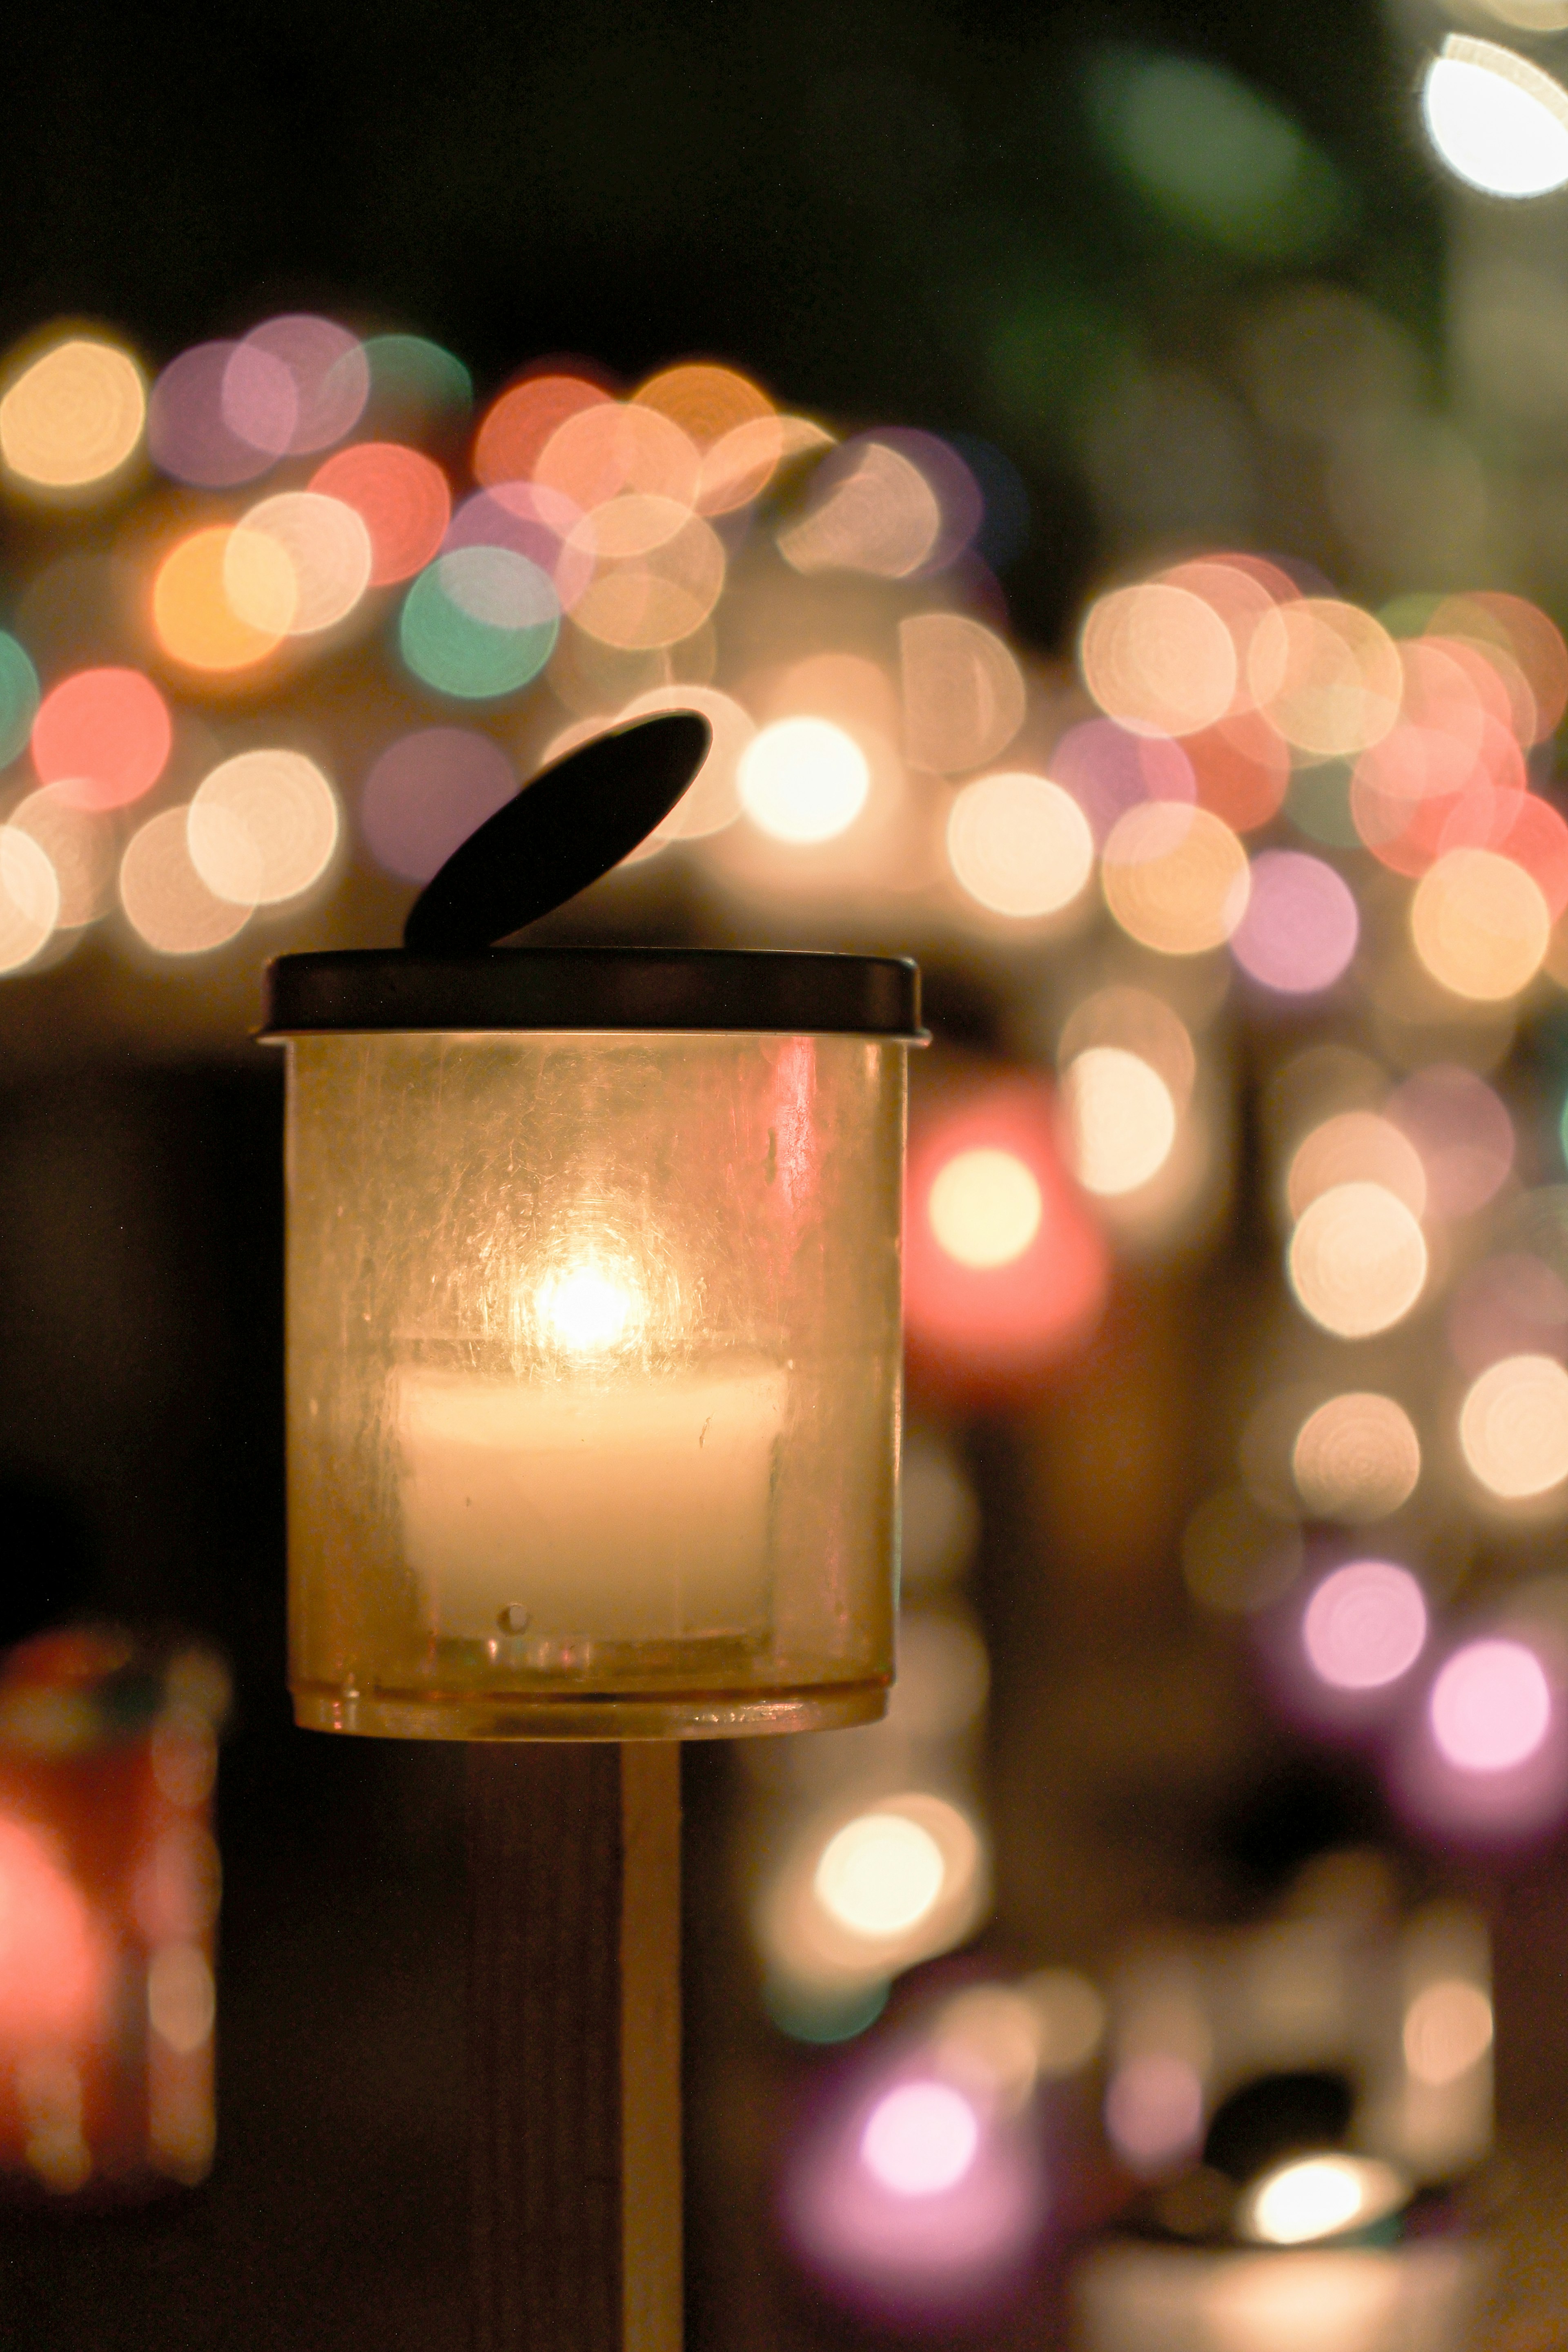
[1242,2154,1406,2246]
[1430,1639,1552,1771]
[0,337,146,490]
[1247,600,1402,758]
[1101,801,1250,955]
[1293,1393,1421,1521]
[946,771,1094,918]
[187,749,340,907]
[1080,583,1238,736]
[119,809,250,956]
[535,1263,641,1358]
[32,667,172,812]
[0,825,61,972]
[900,614,1026,775]
[738,717,870,843]
[815,1813,947,1938]
[1063,1047,1177,1197]
[153,526,292,671]
[1411,848,1550,1001]
[1287,1112,1427,1223]
[231,491,373,634]
[928,1148,1043,1269]
[1422,36,1568,197]
[1459,1353,1568,1498]
[1403,1979,1493,2086]
[860,2082,980,2198]
[1302,1561,1428,1692]
[1287,1182,1428,1338]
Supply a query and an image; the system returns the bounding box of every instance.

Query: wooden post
[467,1742,682,2352]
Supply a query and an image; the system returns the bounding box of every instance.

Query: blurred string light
[0,337,146,493]
[1301,1561,1429,1694]
[1292,1393,1422,1521]
[1422,36,1568,197]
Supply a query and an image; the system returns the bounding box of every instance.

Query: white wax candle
[393,1362,786,1644]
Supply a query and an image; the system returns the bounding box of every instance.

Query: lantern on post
[261,714,922,2351]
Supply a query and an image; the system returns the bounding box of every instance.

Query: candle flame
[535,1263,640,1356]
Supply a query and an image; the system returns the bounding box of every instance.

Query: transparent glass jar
[265,950,919,1739]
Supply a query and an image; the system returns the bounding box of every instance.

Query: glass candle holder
[263,947,920,1740]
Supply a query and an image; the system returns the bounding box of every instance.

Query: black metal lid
[261,947,924,1039]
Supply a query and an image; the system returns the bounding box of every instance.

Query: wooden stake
[468,1743,682,2352]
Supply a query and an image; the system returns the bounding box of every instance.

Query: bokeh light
[900,615,1026,774]
[399,548,559,699]
[1063,1047,1178,1197]
[0,337,145,492]
[9,787,116,930]
[1302,1561,1428,1692]
[815,1813,947,1939]
[472,373,610,486]
[1080,582,1237,736]
[1422,36,1568,198]
[568,504,725,651]
[927,1147,1043,1270]
[32,668,172,811]
[780,441,941,578]
[187,750,339,906]
[1292,1393,1421,1521]
[1248,599,1402,758]
[1287,1182,1428,1338]
[947,771,1094,920]
[1101,801,1250,955]
[1459,1353,1568,1498]
[1104,2053,1205,2175]
[1241,2154,1406,2246]
[1430,1638,1552,1771]
[1388,1066,1513,1219]
[311,443,451,585]
[738,718,870,844]
[0,634,39,766]
[152,526,292,672]
[1403,1980,1493,2086]
[1449,1256,1568,1376]
[147,343,280,489]
[1411,847,1549,1001]
[232,493,372,635]
[230,315,368,456]
[861,2083,980,2198]
[1048,718,1196,847]
[1230,850,1359,994]
[360,728,517,883]
[536,399,700,513]
[906,1084,1109,1390]
[1287,1112,1427,1222]
[119,809,250,956]
[0,827,61,972]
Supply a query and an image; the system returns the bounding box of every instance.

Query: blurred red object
[0,1627,226,2203]
[905,1074,1110,1404]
